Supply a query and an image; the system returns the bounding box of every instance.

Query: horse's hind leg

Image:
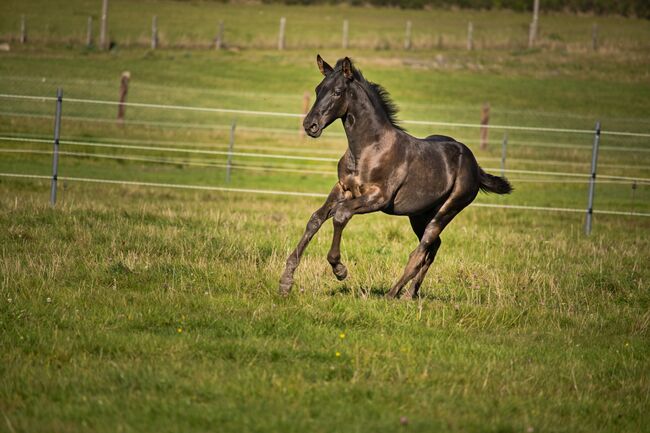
[386,192,472,299]
[386,212,439,299]
[402,238,441,299]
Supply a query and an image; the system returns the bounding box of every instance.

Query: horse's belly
[385,182,449,216]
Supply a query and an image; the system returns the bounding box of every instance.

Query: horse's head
[303,54,355,138]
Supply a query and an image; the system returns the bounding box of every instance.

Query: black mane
[334,58,405,131]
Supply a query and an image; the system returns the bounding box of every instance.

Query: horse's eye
[333,89,342,97]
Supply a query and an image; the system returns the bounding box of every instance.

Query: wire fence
[8,8,649,53]
[0,91,649,226]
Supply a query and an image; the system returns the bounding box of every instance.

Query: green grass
[1,180,649,433]
[1,2,650,432]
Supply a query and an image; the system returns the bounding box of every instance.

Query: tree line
[256,0,650,19]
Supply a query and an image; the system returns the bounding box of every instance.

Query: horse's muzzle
[304,121,322,138]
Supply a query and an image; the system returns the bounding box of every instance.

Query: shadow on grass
[327,284,455,303]
[326,284,387,298]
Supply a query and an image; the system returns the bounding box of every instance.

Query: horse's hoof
[385,290,398,299]
[333,264,348,281]
[278,278,293,296]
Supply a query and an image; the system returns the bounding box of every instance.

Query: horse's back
[424,134,457,143]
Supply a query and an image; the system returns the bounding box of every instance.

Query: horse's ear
[316,54,333,76]
[342,57,353,80]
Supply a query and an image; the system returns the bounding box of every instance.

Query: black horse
[280,55,512,299]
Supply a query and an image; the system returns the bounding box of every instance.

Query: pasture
[1,1,650,432]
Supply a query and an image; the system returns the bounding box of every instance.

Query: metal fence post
[226,119,236,183]
[50,88,63,206]
[501,132,508,177]
[585,121,601,235]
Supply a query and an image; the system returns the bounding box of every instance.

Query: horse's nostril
[309,123,319,132]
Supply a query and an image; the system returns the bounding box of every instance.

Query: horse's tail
[478,166,513,195]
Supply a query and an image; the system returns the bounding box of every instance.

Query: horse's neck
[343,88,394,157]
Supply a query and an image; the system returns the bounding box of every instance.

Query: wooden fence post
[117,71,130,122]
[467,22,473,51]
[278,17,286,50]
[404,21,412,50]
[528,0,539,48]
[100,0,109,50]
[20,15,27,44]
[215,20,224,50]
[151,15,158,49]
[480,102,490,150]
[342,19,349,50]
[300,91,310,138]
[86,16,93,47]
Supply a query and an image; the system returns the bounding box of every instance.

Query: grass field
[1,1,650,432]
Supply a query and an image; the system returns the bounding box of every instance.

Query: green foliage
[253,0,650,17]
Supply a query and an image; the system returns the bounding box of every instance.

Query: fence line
[0,110,350,138]
[2,93,650,138]
[2,148,648,185]
[0,149,334,175]
[5,75,650,125]
[2,136,649,183]
[1,172,648,217]
[0,136,340,163]
[3,110,650,154]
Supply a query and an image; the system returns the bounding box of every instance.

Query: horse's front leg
[279,183,345,295]
[327,186,388,282]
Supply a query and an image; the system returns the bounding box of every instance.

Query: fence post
[117,71,130,122]
[278,17,286,50]
[528,0,539,48]
[215,20,224,50]
[501,132,508,177]
[591,23,598,51]
[404,21,412,50]
[100,0,109,50]
[467,21,473,51]
[50,88,63,207]
[479,102,490,150]
[342,19,349,50]
[20,15,27,44]
[226,120,236,183]
[86,16,93,47]
[585,121,601,235]
[151,15,158,49]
